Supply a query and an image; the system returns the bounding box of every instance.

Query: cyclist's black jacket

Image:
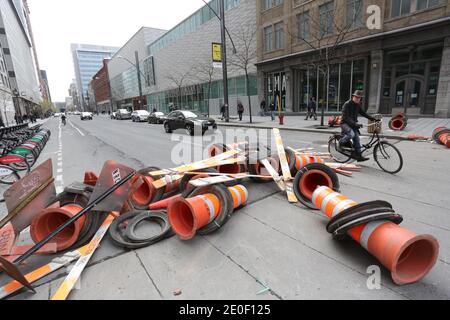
[341,100,375,130]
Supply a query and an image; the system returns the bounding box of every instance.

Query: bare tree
[228,23,257,123]
[284,0,364,126]
[166,69,193,108]
[192,61,216,116]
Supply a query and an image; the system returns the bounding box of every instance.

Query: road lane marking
[68,120,85,136]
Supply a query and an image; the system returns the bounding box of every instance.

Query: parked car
[148,112,167,124]
[53,113,61,117]
[80,112,93,121]
[74,111,81,115]
[116,109,132,120]
[163,110,217,136]
[131,110,150,122]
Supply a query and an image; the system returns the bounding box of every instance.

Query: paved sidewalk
[214,115,450,140]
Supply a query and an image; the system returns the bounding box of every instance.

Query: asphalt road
[2,115,449,300]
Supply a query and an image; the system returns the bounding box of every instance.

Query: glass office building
[72,44,119,109]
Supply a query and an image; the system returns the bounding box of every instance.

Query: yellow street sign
[212,43,222,62]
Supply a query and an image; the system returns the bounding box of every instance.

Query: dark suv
[163,110,217,135]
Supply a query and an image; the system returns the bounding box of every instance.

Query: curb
[217,122,410,141]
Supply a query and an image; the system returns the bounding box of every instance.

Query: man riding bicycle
[339,90,379,162]
[61,113,67,126]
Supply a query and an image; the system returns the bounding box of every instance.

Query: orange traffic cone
[228,185,248,209]
[312,186,439,285]
[30,204,86,252]
[130,175,158,209]
[149,194,182,210]
[168,194,221,240]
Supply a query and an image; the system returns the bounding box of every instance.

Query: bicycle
[328,120,403,174]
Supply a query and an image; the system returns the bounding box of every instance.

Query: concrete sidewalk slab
[135,236,278,300]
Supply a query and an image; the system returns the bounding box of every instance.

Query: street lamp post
[219,0,230,123]
[118,52,147,111]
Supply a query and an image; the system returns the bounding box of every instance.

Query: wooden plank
[273,129,297,203]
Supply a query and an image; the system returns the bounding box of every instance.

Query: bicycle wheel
[0,166,21,185]
[328,135,351,164]
[374,141,403,174]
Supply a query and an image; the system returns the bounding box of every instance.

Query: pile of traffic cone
[312,186,439,285]
[389,113,408,131]
[328,116,342,128]
[432,127,450,148]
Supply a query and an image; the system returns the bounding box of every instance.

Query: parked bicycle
[328,120,403,174]
[0,124,51,186]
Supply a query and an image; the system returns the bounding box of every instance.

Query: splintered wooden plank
[260,159,286,192]
[148,150,239,176]
[273,129,297,203]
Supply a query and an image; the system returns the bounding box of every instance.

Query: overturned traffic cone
[432,127,450,148]
[227,185,249,209]
[312,186,439,285]
[149,194,182,210]
[293,163,340,209]
[30,204,86,252]
[168,193,221,240]
[389,113,408,131]
[130,175,160,210]
[168,185,248,240]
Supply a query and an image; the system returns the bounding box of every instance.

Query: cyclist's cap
[352,90,364,98]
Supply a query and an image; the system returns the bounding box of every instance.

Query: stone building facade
[257,0,450,117]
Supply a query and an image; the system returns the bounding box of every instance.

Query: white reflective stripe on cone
[332,199,356,218]
[312,186,330,207]
[198,195,216,223]
[229,187,242,207]
[238,185,249,205]
[359,220,389,250]
[321,192,340,214]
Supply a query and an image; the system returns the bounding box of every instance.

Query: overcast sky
[28,0,206,102]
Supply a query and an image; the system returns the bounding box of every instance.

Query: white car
[131,110,150,122]
[116,109,132,120]
[80,112,93,120]
[54,113,61,117]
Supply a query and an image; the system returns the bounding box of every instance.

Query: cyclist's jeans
[340,126,362,154]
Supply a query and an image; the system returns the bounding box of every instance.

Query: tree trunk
[245,70,252,123]
[321,67,327,127]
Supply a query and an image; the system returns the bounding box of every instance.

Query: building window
[264,26,273,52]
[297,11,310,41]
[320,1,334,36]
[391,0,412,17]
[274,22,284,50]
[262,0,283,10]
[417,0,440,10]
[346,0,363,29]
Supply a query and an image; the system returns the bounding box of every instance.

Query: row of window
[391,0,440,18]
[149,0,241,55]
[262,0,283,11]
[264,0,441,52]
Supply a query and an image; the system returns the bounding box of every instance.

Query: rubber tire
[109,210,173,249]
[293,163,340,210]
[164,123,172,133]
[374,142,403,175]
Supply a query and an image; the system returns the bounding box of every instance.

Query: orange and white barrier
[228,185,249,209]
[312,186,439,285]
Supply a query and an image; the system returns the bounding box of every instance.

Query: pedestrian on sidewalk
[260,100,266,116]
[305,97,318,121]
[237,101,244,121]
[270,102,276,121]
[220,104,226,120]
